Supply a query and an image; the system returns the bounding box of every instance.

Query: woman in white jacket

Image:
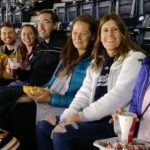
[36,13,145,150]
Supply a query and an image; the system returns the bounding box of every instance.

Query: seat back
[13,11,22,23]
[66,2,79,22]
[95,0,113,20]
[137,0,150,27]
[139,0,150,15]
[115,0,139,27]
[55,4,66,23]
[0,13,2,22]
[79,1,95,16]
[115,0,137,18]
[137,0,150,53]
[140,28,150,53]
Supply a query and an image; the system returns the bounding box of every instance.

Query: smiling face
[72,21,93,56]
[21,26,37,48]
[1,27,16,45]
[37,13,57,41]
[100,19,121,57]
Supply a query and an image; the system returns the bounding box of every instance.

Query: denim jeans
[36,116,116,150]
[36,120,54,150]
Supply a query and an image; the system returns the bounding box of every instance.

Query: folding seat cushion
[0,129,20,150]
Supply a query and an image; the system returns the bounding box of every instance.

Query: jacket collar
[0,41,20,54]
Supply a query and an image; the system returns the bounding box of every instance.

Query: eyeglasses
[37,20,53,25]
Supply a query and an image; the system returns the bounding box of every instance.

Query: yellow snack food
[23,86,48,95]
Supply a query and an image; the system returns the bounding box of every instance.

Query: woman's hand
[66,113,81,122]
[28,88,51,103]
[51,114,80,139]
[6,62,11,73]
[109,108,127,136]
[17,95,33,103]
[109,108,126,124]
[45,115,57,126]
[51,121,79,139]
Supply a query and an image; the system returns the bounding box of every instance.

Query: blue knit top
[44,56,91,107]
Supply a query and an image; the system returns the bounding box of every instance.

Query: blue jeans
[36,116,116,150]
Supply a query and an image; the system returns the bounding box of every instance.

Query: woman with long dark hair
[8,24,38,86]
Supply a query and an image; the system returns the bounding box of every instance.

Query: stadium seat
[66,1,79,22]
[137,0,150,53]
[95,0,113,20]
[115,0,138,27]
[137,0,150,27]
[79,0,95,17]
[0,12,2,22]
[55,3,66,23]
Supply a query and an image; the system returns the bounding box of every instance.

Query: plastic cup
[11,63,20,78]
[8,58,20,78]
[118,112,137,144]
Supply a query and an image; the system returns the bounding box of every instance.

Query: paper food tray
[93,137,150,150]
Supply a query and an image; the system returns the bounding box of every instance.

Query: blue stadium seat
[79,1,95,17]
[115,0,138,27]
[1,0,6,8]
[137,0,150,27]
[66,2,80,23]
[139,0,150,15]
[95,0,113,20]
[13,11,22,23]
[3,11,13,22]
[55,5,66,23]
[0,13,2,22]
[137,0,150,52]
[137,27,150,53]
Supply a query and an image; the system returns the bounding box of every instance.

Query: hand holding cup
[111,109,138,144]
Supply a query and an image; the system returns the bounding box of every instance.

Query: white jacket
[60,51,145,122]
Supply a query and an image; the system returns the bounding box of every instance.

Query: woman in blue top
[0,14,97,150]
[29,14,97,121]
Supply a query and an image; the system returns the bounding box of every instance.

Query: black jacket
[29,30,68,86]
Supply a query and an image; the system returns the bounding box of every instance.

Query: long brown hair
[92,13,144,71]
[20,24,38,59]
[57,14,97,76]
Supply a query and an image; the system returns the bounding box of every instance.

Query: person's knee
[36,120,53,136]
[53,124,75,142]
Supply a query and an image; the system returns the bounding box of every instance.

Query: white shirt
[60,51,145,122]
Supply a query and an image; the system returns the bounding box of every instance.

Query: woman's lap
[52,117,116,150]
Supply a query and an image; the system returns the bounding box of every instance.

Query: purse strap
[140,102,150,120]
[134,102,150,137]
